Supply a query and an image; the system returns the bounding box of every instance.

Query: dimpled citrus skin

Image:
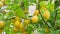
[24,19,30,25]
[0,21,5,28]
[32,15,38,23]
[14,20,20,27]
[43,10,50,20]
[33,10,39,16]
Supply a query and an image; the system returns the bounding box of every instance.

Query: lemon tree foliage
[0,0,60,34]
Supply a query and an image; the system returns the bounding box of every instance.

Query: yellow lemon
[32,15,38,23]
[0,21,5,28]
[0,1,3,8]
[19,23,24,30]
[1,0,4,2]
[33,10,39,16]
[24,19,30,25]
[14,20,20,27]
[43,10,50,20]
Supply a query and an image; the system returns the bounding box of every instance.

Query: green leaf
[29,0,36,3]
[38,14,42,22]
[6,11,14,19]
[27,24,34,34]
[37,29,45,34]
[24,0,29,8]
[0,13,4,20]
[4,0,10,5]
[15,8,25,18]
[47,3,54,12]
[40,1,48,7]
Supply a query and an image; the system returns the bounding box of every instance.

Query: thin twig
[52,0,58,27]
[53,9,58,27]
[37,1,51,28]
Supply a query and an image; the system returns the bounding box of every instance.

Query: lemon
[43,10,50,20]
[24,19,30,25]
[14,20,20,27]
[31,15,38,23]
[33,10,39,16]
[1,0,4,2]
[19,23,24,30]
[0,1,3,8]
[0,21,5,28]
[13,27,18,33]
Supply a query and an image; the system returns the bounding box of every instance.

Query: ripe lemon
[43,10,50,20]
[31,15,38,23]
[13,27,18,33]
[0,21,5,28]
[19,23,24,30]
[0,1,3,8]
[24,19,30,25]
[14,20,20,27]
[1,0,4,2]
[33,10,39,16]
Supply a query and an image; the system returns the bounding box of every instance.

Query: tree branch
[53,10,58,27]
[52,0,59,27]
[37,1,51,28]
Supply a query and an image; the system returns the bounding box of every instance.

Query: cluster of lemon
[11,17,27,34]
[32,6,50,23]
[11,16,38,34]
[12,17,34,34]
[0,7,50,34]
[33,10,50,33]
[0,0,51,34]
[24,6,50,33]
